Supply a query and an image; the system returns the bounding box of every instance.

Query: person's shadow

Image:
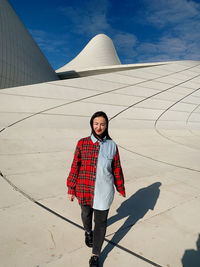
[100,182,162,266]
[182,234,200,267]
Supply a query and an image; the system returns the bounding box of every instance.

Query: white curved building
[0,1,200,267]
[0,0,58,89]
[56,34,121,73]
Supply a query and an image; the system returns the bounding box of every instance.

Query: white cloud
[113,33,138,62]
[174,18,200,41]
[144,0,200,27]
[136,34,200,62]
[134,0,200,62]
[57,0,139,63]
[58,0,111,36]
[29,29,74,69]
[29,0,200,66]
[29,29,69,53]
[114,33,137,49]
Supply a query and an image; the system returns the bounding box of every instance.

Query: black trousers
[80,205,109,255]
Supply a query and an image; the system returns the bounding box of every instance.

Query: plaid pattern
[67,136,125,206]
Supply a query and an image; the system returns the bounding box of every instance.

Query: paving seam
[116,145,200,173]
[81,99,198,112]
[0,111,90,117]
[0,172,163,267]
[186,104,200,124]
[1,63,200,168]
[2,77,165,132]
[1,63,193,131]
[113,90,200,101]
[0,91,87,101]
[86,63,200,87]
[106,66,200,165]
[1,62,200,266]
[1,66,200,169]
[1,62,197,133]
[186,103,200,137]
[153,88,200,150]
[109,73,200,121]
[46,82,122,92]
[0,83,133,132]
[106,193,200,238]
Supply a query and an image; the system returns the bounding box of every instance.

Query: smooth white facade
[56,34,121,73]
[0,0,58,89]
[1,60,200,267]
[0,1,200,267]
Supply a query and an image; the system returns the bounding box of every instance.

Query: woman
[67,111,125,267]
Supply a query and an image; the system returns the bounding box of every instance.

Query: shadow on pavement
[100,182,162,266]
[182,234,200,267]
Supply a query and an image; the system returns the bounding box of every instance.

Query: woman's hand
[68,194,75,202]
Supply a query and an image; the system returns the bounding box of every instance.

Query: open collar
[91,134,106,144]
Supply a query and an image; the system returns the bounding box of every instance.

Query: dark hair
[90,111,111,140]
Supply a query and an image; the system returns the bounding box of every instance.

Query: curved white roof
[56,34,121,72]
[1,2,200,266]
[1,58,200,267]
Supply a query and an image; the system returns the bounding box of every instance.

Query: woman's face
[93,116,107,136]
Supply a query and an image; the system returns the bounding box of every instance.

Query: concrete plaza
[0,60,200,267]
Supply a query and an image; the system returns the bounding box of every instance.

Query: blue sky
[9,0,200,70]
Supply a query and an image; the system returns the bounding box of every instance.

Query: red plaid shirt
[67,136,125,206]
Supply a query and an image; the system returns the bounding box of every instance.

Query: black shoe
[85,231,93,248]
[89,255,99,267]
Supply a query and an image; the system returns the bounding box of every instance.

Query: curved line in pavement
[154,88,200,150]
[117,145,200,173]
[186,103,200,137]
[1,63,199,133]
[1,63,200,266]
[0,172,163,267]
